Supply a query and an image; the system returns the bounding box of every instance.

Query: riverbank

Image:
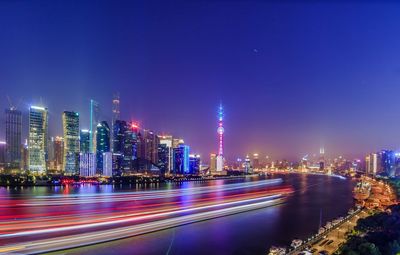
[335,177,400,255]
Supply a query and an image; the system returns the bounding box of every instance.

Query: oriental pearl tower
[216,103,225,172]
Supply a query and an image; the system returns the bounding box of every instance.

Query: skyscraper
[0,141,6,169]
[158,135,173,176]
[54,136,64,171]
[5,107,22,169]
[173,144,190,175]
[96,121,110,175]
[122,122,139,174]
[89,99,100,153]
[209,153,217,172]
[189,154,201,175]
[28,106,48,174]
[79,152,96,177]
[62,111,80,175]
[80,129,91,153]
[143,130,159,165]
[102,152,113,177]
[365,153,378,175]
[381,150,395,177]
[111,93,120,152]
[216,103,225,172]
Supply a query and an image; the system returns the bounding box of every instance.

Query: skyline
[2,1,400,160]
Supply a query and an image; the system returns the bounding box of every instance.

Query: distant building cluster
[365,150,399,177]
[0,94,202,177]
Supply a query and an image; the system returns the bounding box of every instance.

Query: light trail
[0,178,292,254]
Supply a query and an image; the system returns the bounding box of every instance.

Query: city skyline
[2,1,400,161]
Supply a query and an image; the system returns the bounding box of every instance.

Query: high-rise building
[244,155,252,174]
[112,120,127,176]
[158,135,173,176]
[172,138,184,149]
[319,147,325,171]
[79,153,96,177]
[111,93,120,152]
[365,153,378,175]
[210,153,217,172]
[0,141,6,169]
[62,111,80,175]
[89,100,100,153]
[28,106,48,174]
[102,152,113,177]
[381,150,395,177]
[189,154,201,175]
[173,144,190,175]
[216,104,225,172]
[121,122,139,174]
[143,130,159,165]
[21,139,29,171]
[5,108,22,169]
[252,153,260,169]
[112,120,127,154]
[80,129,91,153]
[54,136,64,171]
[96,121,110,175]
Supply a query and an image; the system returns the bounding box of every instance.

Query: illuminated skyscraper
[79,152,96,177]
[319,148,325,172]
[5,107,22,169]
[216,103,225,172]
[189,154,201,175]
[158,135,173,176]
[80,129,91,153]
[111,93,120,152]
[173,144,190,175]
[209,153,217,172]
[62,111,80,175]
[0,141,6,168]
[143,130,159,165]
[102,152,113,177]
[54,136,64,171]
[365,153,378,175]
[89,99,100,153]
[28,106,48,174]
[96,121,110,175]
[122,122,139,174]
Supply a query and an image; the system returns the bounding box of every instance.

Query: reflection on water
[0,174,355,255]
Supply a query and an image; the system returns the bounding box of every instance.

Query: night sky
[1,1,400,161]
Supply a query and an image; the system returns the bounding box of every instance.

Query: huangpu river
[0,173,355,255]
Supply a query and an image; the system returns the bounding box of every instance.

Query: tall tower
[216,103,225,172]
[89,100,100,153]
[111,93,120,152]
[319,146,325,172]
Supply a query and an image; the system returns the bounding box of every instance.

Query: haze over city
[2,1,400,161]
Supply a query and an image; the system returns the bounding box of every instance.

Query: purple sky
[1,1,400,161]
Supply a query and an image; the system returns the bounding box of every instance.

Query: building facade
[79,153,96,177]
[173,144,190,175]
[80,129,91,153]
[5,108,22,169]
[28,106,48,174]
[96,121,110,175]
[62,111,80,175]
